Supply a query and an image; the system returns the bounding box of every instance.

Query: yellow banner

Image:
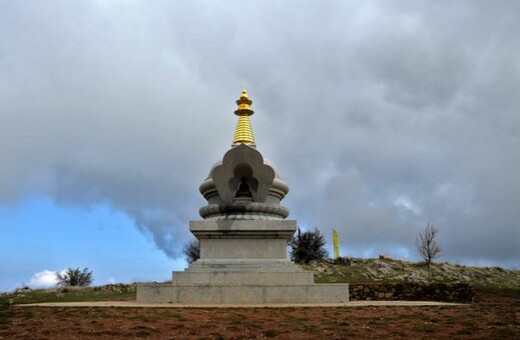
[333,229,339,259]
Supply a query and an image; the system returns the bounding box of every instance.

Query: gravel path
[18,300,465,308]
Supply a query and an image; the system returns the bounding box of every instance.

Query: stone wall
[349,283,473,303]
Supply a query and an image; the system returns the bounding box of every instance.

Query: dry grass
[1,288,518,339]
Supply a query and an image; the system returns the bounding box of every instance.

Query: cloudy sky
[1,1,519,291]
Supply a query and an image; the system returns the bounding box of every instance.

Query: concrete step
[137,283,349,304]
[172,271,315,286]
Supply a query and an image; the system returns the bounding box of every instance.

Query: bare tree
[416,223,441,278]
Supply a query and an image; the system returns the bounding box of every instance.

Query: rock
[406,271,427,283]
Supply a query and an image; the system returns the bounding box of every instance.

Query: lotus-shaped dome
[198,144,289,220]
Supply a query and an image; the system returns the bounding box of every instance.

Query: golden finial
[232,89,255,147]
[235,89,253,112]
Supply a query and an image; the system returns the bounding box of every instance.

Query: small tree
[416,223,441,278]
[289,227,328,263]
[56,267,93,287]
[183,239,200,264]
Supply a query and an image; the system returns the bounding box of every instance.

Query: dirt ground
[1,289,519,339]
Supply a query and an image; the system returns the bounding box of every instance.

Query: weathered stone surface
[172,271,315,286]
[211,144,275,204]
[199,202,289,220]
[190,220,296,239]
[190,220,297,264]
[137,284,349,304]
[136,217,350,304]
[188,259,303,272]
[198,144,290,220]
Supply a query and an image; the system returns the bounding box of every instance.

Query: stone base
[136,219,349,304]
[172,271,314,286]
[137,269,349,304]
[190,220,296,261]
[137,283,349,304]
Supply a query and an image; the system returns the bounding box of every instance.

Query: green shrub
[183,240,200,264]
[289,228,328,263]
[56,267,93,287]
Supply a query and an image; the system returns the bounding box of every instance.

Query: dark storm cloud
[1,1,519,265]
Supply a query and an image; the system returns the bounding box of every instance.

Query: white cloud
[28,269,60,288]
[28,269,68,288]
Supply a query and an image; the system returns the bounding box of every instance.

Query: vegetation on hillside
[183,240,200,264]
[303,257,520,290]
[416,223,442,278]
[0,284,135,307]
[289,228,328,263]
[1,257,518,306]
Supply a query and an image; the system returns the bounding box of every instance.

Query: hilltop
[1,258,519,338]
[302,257,520,290]
[1,258,519,306]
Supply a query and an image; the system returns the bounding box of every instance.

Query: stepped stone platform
[137,220,349,304]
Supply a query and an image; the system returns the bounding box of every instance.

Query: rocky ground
[302,257,520,289]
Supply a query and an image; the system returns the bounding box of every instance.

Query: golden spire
[232,89,256,147]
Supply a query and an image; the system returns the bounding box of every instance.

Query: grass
[263,329,279,337]
[1,289,518,339]
[413,323,436,333]
[474,286,520,300]
[313,263,368,283]
[306,258,520,290]
[1,259,519,307]
[0,285,136,306]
